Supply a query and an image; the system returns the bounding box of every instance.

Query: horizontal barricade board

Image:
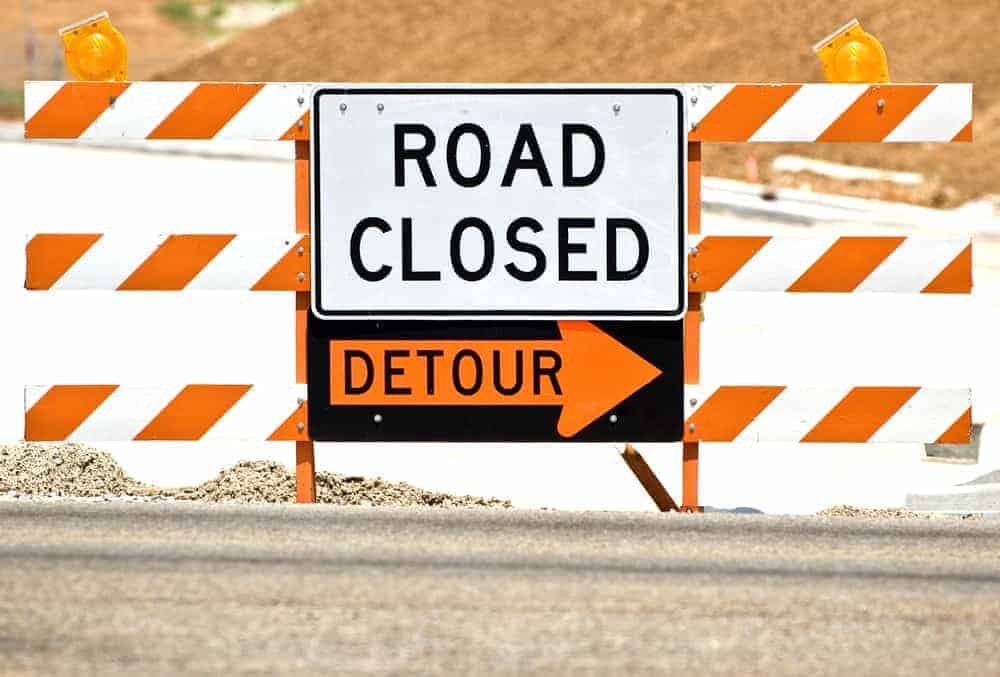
[24,82,972,143]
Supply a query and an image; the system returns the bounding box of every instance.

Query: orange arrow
[329,321,662,438]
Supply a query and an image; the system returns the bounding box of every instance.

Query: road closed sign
[311,86,687,320]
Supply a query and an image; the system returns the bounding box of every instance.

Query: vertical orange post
[683,141,703,512]
[295,140,316,503]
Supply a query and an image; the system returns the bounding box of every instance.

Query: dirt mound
[0,442,150,497]
[817,505,924,519]
[160,0,1000,208]
[0,443,511,507]
[171,460,512,507]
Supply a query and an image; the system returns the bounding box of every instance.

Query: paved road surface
[2,501,999,675]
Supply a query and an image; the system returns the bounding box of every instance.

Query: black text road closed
[311,87,687,320]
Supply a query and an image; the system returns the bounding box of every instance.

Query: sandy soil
[160,0,1000,208]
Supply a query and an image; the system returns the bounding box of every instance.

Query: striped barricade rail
[26,233,971,294]
[25,385,308,442]
[24,384,969,445]
[683,386,970,444]
[687,235,972,293]
[25,233,309,291]
[24,82,972,143]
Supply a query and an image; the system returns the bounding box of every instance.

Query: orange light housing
[814,19,889,84]
[59,11,128,82]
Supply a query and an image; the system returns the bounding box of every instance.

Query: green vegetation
[155,0,229,32]
[0,88,25,120]
[156,0,301,33]
[156,0,198,26]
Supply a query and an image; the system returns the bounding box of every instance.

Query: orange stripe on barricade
[922,244,972,293]
[147,83,264,139]
[952,121,973,142]
[690,85,801,141]
[801,387,918,443]
[684,386,785,442]
[25,234,101,289]
[788,237,904,292]
[936,408,972,444]
[134,385,251,440]
[117,234,235,290]
[25,82,130,138]
[268,402,309,441]
[689,236,771,291]
[818,85,935,142]
[252,235,310,291]
[25,385,117,440]
[281,110,310,141]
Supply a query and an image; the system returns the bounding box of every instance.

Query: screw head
[297,397,305,406]
[609,414,618,424]
[690,94,699,105]
[688,423,696,432]
[296,246,305,256]
[690,271,700,281]
[877,98,886,113]
[613,103,621,114]
[297,96,304,105]
[689,398,698,406]
[339,102,348,112]
[373,413,383,424]
[296,119,304,129]
[296,422,305,432]
[377,103,384,112]
[297,272,306,282]
[690,246,699,257]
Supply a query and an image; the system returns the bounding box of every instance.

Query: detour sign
[330,322,661,438]
[308,319,683,442]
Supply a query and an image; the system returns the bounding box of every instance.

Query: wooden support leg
[620,142,705,513]
[621,444,679,512]
[295,140,316,503]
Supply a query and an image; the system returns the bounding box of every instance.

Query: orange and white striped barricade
[25,82,971,143]
[25,385,308,442]
[23,81,974,508]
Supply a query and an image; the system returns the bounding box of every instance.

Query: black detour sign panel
[308,319,684,442]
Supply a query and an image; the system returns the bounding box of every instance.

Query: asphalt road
[2,501,999,675]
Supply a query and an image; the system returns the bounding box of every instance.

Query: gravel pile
[0,442,151,498]
[817,505,926,519]
[172,460,512,508]
[1,443,510,508]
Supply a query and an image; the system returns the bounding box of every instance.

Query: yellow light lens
[814,19,889,84]
[60,12,128,82]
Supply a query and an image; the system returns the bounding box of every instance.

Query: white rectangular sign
[311,86,686,320]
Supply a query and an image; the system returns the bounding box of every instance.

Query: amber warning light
[814,18,889,84]
[59,11,128,82]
